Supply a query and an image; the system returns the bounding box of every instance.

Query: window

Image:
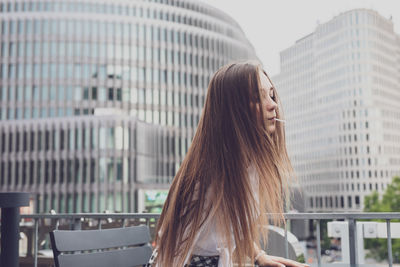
[33,20,41,34]
[33,63,40,78]
[38,86,47,101]
[1,20,8,35]
[108,88,113,100]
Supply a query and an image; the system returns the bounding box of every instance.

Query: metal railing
[4,212,400,267]
[284,212,400,267]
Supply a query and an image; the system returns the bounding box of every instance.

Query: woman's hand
[256,254,310,267]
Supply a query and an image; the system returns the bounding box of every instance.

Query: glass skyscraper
[0,0,257,213]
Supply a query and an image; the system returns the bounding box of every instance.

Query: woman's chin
[266,126,274,134]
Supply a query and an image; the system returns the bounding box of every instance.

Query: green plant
[363,176,400,263]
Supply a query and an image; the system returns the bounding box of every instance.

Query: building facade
[0,0,257,213]
[0,115,172,213]
[274,9,400,212]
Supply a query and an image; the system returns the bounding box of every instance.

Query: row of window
[340,133,369,143]
[1,21,239,57]
[309,179,391,209]
[35,191,132,213]
[0,62,216,88]
[288,122,373,156]
[0,156,176,187]
[1,0,209,15]
[1,157,175,186]
[0,124,194,156]
[0,159,107,185]
[339,157,377,167]
[300,169,389,182]
[0,2,241,40]
[4,86,200,106]
[0,128,127,151]
[0,85,206,106]
[341,169,389,179]
[309,195,360,209]
[341,145,370,156]
[0,107,202,128]
[303,180,390,203]
[292,144,371,164]
[2,44,233,69]
[302,167,390,183]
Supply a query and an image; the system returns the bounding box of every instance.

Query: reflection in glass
[91,127,97,149]
[17,86,23,101]
[99,127,106,149]
[42,86,49,101]
[130,88,137,104]
[98,87,106,101]
[32,86,39,101]
[50,42,57,56]
[59,42,65,56]
[40,108,46,117]
[74,64,81,79]
[74,87,81,101]
[107,127,115,149]
[58,86,64,101]
[24,108,32,119]
[17,63,24,79]
[25,63,32,78]
[9,42,16,57]
[33,64,39,78]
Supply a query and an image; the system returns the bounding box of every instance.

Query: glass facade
[0,0,257,213]
[0,116,172,213]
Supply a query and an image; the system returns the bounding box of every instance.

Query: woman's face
[257,70,278,134]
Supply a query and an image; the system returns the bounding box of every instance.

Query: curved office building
[0,0,257,212]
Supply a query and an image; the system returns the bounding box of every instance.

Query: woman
[150,61,308,267]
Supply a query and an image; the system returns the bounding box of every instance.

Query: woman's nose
[266,98,277,111]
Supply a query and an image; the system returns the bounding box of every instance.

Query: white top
[186,165,260,267]
[156,165,259,267]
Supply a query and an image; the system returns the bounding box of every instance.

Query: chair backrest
[50,225,152,267]
[261,225,300,260]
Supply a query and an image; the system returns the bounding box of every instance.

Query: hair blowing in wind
[154,61,295,266]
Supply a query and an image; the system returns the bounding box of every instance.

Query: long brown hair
[154,61,294,266]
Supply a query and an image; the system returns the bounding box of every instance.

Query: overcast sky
[200,0,400,76]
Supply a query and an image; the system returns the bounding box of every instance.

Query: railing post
[34,218,39,267]
[284,219,289,259]
[387,219,393,267]
[316,219,321,267]
[348,218,357,266]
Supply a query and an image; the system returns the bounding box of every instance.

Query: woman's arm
[253,243,310,267]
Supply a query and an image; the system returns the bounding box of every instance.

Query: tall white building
[274,9,400,212]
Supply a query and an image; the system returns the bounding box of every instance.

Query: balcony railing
[1,212,399,267]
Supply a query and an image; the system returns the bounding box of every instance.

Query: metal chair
[49,225,152,267]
